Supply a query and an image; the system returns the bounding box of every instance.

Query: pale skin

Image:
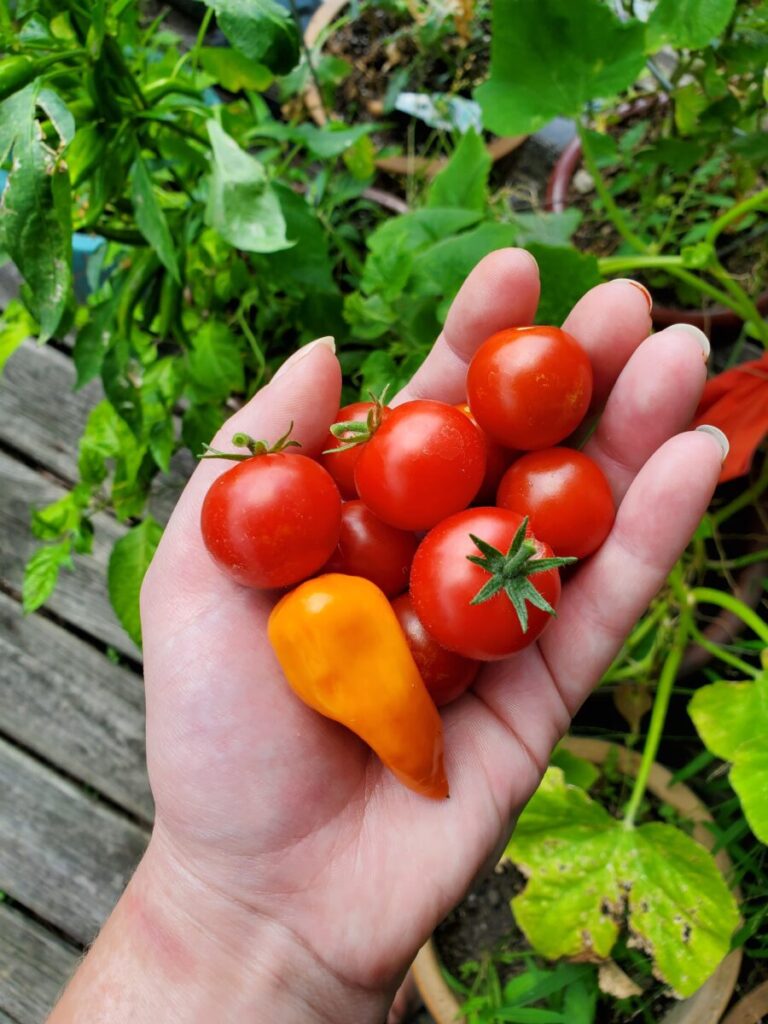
[50,250,724,1024]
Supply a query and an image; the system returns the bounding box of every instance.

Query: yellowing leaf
[506,768,739,997]
[689,673,768,844]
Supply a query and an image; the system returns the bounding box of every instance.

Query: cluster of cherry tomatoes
[201,325,615,706]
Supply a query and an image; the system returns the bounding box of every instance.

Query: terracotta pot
[413,737,742,1024]
[546,135,768,336]
[721,981,768,1024]
[303,0,526,177]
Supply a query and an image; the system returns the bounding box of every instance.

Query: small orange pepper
[268,573,449,799]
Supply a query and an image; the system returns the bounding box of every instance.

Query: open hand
[138,250,722,1023]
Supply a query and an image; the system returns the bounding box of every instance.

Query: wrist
[120,826,393,1024]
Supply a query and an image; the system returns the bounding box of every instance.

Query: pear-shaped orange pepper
[268,574,449,799]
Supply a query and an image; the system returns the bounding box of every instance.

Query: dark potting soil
[324,5,490,154]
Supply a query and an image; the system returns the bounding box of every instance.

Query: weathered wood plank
[0,1010,20,1023]
[0,904,80,1024]
[0,451,140,660]
[0,340,192,523]
[0,738,149,944]
[0,591,152,822]
[0,342,101,483]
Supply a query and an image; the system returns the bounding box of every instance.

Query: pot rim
[302,0,526,176]
[412,737,742,1024]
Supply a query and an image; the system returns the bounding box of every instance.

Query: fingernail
[668,322,710,362]
[696,424,729,462]
[272,337,336,383]
[613,278,652,311]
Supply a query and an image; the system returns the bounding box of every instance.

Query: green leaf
[526,245,601,325]
[73,297,116,388]
[0,86,72,342]
[269,185,337,293]
[549,747,599,790]
[297,122,379,159]
[205,120,291,253]
[187,320,245,402]
[131,157,180,283]
[506,768,739,997]
[343,292,398,340]
[689,673,768,844]
[36,88,75,147]
[367,208,481,259]
[476,0,646,136]
[205,0,300,75]
[673,84,709,136]
[343,134,375,180]
[513,210,581,247]
[199,46,273,92]
[182,404,224,455]
[0,298,35,374]
[22,540,73,613]
[78,400,143,488]
[107,517,163,647]
[31,487,89,541]
[646,0,737,51]
[427,128,491,211]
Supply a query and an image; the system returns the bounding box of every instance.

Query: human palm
[140,250,720,1009]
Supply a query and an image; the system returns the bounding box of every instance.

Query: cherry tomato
[201,454,341,588]
[466,326,593,450]
[320,401,391,499]
[324,500,418,597]
[456,402,513,503]
[410,507,564,660]
[497,447,614,558]
[392,593,479,706]
[355,400,486,530]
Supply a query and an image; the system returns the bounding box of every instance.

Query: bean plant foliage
[0,0,388,642]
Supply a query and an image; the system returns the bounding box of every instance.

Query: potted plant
[412,738,742,1024]
[474,0,768,344]
[300,0,526,175]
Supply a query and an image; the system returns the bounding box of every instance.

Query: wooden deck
[0,330,159,1021]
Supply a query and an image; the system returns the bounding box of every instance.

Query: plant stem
[288,0,328,121]
[707,550,768,570]
[578,121,649,254]
[707,187,768,247]
[623,572,691,829]
[690,588,768,646]
[712,458,768,528]
[685,623,761,678]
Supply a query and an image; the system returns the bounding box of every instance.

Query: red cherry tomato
[354,400,486,530]
[324,500,418,597]
[201,454,341,588]
[392,593,479,706]
[497,447,615,558]
[456,402,513,503]
[410,508,564,661]
[320,401,391,499]
[467,326,593,450]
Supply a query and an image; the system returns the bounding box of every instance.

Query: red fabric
[692,352,768,482]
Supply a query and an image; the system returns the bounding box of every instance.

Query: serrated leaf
[187,320,245,402]
[427,128,491,212]
[513,209,581,247]
[689,673,768,844]
[507,767,739,997]
[78,400,143,488]
[73,297,116,387]
[646,0,737,51]
[131,156,180,283]
[476,0,646,136]
[22,540,73,613]
[205,0,299,75]
[108,517,162,646]
[205,120,290,254]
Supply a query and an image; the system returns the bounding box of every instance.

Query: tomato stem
[468,518,576,632]
[324,388,389,454]
[199,423,301,461]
